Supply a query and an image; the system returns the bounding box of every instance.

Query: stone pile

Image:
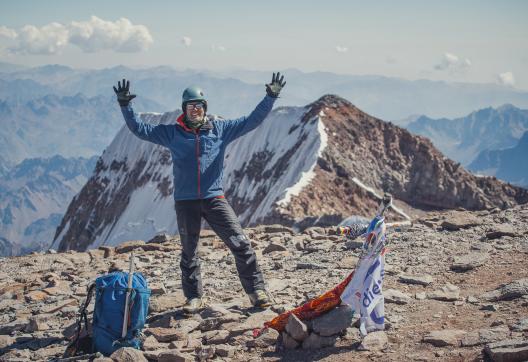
[279,304,354,350]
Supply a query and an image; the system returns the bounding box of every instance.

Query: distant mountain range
[1,62,528,120]
[0,155,97,256]
[405,104,528,166]
[2,62,527,169]
[469,131,528,187]
[0,93,161,168]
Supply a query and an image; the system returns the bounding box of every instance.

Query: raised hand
[113,79,137,107]
[265,72,286,98]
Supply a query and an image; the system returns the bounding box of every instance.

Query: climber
[113,73,286,313]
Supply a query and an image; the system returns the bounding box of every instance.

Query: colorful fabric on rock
[256,215,388,337]
[261,271,354,333]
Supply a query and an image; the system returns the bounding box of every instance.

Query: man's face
[185,102,205,122]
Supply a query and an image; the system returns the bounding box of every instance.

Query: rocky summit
[0,205,527,361]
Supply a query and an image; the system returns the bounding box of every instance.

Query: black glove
[265,72,286,98]
[113,79,136,107]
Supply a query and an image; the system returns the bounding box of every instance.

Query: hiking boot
[183,297,204,314]
[248,289,271,308]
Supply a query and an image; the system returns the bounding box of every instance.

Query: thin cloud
[181,36,192,47]
[497,72,515,87]
[434,52,471,73]
[211,45,226,52]
[385,56,397,64]
[1,16,153,55]
[335,45,348,53]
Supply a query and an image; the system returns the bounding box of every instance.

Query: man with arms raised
[113,73,286,313]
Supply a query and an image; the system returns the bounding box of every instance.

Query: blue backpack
[92,271,151,356]
[65,271,151,357]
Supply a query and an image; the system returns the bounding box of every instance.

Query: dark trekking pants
[175,196,265,299]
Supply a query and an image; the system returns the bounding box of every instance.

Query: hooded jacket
[120,95,276,200]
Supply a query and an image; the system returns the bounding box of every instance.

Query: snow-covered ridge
[276,110,328,206]
[54,104,328,250]
[223,106,325,224]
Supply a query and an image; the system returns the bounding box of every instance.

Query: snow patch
[276,115,328,206]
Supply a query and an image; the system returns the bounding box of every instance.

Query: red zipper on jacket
[195,130,201,198]
[176,114,202,198]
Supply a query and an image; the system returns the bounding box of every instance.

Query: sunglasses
[185,103,204,110]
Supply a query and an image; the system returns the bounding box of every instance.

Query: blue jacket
[120,95,276,200]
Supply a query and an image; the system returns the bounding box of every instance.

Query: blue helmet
[182,86,207,112]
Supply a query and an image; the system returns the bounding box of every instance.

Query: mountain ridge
[52,95,528,252]
[0,155,97,256]
[406,104,528,165]
[469,131,528,187]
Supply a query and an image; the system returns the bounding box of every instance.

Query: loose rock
[357,331,389,351]
[423,330,466,347]
[115,240,146,254]
[399,274,434,286]
[450,252,489,272]
[302,332,337,349]
[428,283,460,302]
[481,279,528,301]
[110,347,148,362]
[385,289,412,305]
[285,314,309,341]
[460,326,510,347]
[263,242,287,254]
[511,318,528,332]
[247,328,279,348]
[282,331,300,349]
[484,338,528,362]
[158,350,194,362]
[440,213,482,231]
[486,224,518,240]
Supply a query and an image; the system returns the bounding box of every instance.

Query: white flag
[340,216,386,336]
[341,255,385,335]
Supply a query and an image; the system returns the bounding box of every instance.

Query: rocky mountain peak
[52,96,528,252]
[273,95,528,228]
[309,94,357,109]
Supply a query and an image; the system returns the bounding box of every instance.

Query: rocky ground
[0,205,527,361]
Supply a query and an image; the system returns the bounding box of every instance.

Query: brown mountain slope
[264,95,528,226]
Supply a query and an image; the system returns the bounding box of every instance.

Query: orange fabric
[261,270,355,333]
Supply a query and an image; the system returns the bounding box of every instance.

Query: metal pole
[121,251,135,339]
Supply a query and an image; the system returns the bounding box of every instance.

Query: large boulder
[311,304,354,336]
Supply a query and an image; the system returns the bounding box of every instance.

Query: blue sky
[1,0,527,88]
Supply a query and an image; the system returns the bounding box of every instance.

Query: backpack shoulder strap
[80,283,96,331]
[64,283,96,357]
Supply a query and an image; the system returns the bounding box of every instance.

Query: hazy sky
[1,0,527,89]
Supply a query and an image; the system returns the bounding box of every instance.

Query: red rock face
[254,95,528,227]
